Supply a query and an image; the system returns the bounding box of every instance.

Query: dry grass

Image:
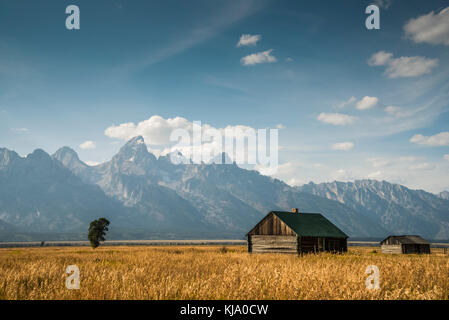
[0,246,448,300]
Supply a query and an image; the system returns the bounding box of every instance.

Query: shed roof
[381,235,430,245]
[270,211,348,238]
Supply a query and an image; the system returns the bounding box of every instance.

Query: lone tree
[88,218,110,249]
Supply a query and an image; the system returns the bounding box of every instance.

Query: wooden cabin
[380,235,430,254]
[246,208,348,254]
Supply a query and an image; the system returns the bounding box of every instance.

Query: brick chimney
[291,208,299,213]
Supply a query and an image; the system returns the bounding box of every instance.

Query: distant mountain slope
[2,137,447,240]
[298,180,449,239]
[438,191,449,200]
[0,148,129,234]
[52,136,388,238]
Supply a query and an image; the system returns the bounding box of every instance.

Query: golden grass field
[0,245,448,300]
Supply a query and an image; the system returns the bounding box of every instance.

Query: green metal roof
[272,211,348,238]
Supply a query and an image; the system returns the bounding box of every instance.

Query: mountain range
[1,136,448,241]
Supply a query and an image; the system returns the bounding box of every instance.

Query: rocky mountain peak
[117,136,150,158]
[109,136,157,174]
[26,149,52,162]
[53,146,84,165]
[0,148,21,168]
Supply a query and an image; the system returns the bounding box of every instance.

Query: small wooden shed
[380,235,430,254]
[246,209,348,254]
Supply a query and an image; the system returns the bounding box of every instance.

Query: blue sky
[1,0,448,192]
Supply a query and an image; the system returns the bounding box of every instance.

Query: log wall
[249,235,298,254]
[381,244,403,254]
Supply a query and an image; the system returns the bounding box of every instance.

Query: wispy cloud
[409,162,436,171]
[368,51,438,78]
[79,141,96,150]
[11,128,29,133]
[334,96,356,109]
[236,34,261,47]
[317,113,357,126]
[410,132,449,146]
[332,142,354,151]
[241,49,277,66]
[366,157,391,168]
[356,96,379,110]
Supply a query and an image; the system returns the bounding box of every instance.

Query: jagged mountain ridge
[1,137,447,240]
[49,136,387,238]
[298,180,449,239]
[0,147,131,235]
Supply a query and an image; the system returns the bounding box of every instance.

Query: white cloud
[335,96,356,109]
[367,157,390,168]
[368,171,384,179]
[386,56,439,78]
[286,57,294,62]
[276,124,285,129]
[410,132,449,146]
[399,156,418,163]
[385,106,404,117]
[286,178,305,186]
[317,113,357,126]
[444,154,449,161]
[236,34,261,47]
[104,115,275,165]
[85,161,101,166]
[11,127,29,133]
[105,116,192,145]
[332,169,355,181]
[241,49,277,66]
[368,51,438,78]
[404,7,449,46]
[410,163,435,171]
[332,142,354,151]
[79,141,96,150]
[356,96,379,110]
[367,51,393,66]
[384,105,421,118]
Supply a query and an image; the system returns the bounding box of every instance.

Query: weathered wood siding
[403,244,430,254]
[248,213,296,236]
[249,235,298,254]
[247,212,348,254]
[382,244,431,254]
[381,244,403,254]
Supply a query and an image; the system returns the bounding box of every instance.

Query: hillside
[298,180,449,239]
[1,137,448,240]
